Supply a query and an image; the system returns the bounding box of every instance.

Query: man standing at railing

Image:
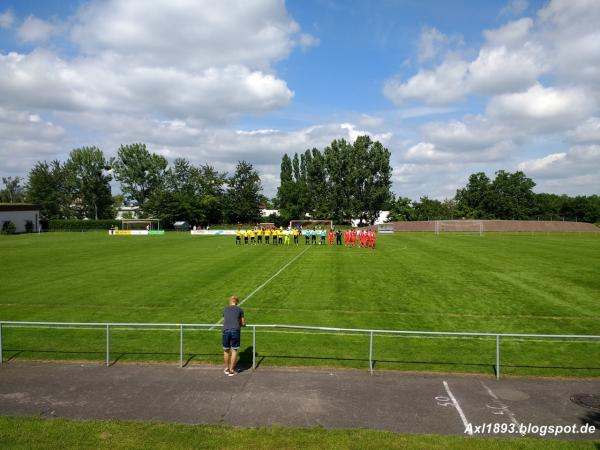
[223,295,246,376]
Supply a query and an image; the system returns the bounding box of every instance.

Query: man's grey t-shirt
[223,305,244,330]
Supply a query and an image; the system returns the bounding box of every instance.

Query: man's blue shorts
[222,329,241,350]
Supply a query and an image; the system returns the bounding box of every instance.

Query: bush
[1,221,16,235]
[25,220,34,233]
[48,219,120,231]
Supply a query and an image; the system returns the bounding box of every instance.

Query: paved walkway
[0,362,598,440]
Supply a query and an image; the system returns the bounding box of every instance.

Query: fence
[0,321,599,379]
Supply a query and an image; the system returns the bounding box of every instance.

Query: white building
[260,208,280,217]
[0,204,41,232]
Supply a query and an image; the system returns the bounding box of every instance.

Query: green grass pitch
[0,231,599,377]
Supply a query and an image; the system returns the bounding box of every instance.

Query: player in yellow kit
[292,227,299,245]
[257,227,263,244]
[264,227,271,244]
[235,228,242,245]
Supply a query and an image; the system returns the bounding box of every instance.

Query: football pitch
[0,231,599,377]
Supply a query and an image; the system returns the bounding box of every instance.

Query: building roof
[0,203,41,212]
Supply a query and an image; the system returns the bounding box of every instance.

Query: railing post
[179,324,183,368]
[106,324,110,367]
[252,326,256,370]
[369,330,373,375]
[496,335,500,380]
[0,322,3,367]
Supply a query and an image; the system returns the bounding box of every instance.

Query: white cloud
[385,17,545,104]
[567,117,600,144]
[0,9,15,29]
[517,144,600,195]
[357,114,384,128]
[0,107,66,177]
[501,0,529,16]
[0,0,304,122]
[484,17,532,47]
[538,0,600,87]
[486,84,596,131]
[467,44,543,94]
[298,33,320,50]
[421,117,512,152]
[405,142,448,162]
[70,0,302,71]
[417,26,447,62]
[17,16,59,43]
[383,59,469,105]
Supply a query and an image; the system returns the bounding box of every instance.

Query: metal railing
[0,321,599,379]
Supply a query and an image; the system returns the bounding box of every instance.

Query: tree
[351,137,393,225]
[112,143,168,207]
[225,161,262,224]
[1,176,25,203]
[488,170,536,219]
[27,160,75,219]
[65,147,113,219]
[277,136,393,225]
[455,172,492,218]
[145,158,227,227]
[388,196,414,221]
[276,154,303,222]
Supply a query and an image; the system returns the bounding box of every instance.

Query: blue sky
[0,0,598,199]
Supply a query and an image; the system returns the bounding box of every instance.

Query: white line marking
[209,245,311,330]
[481,381,525,436]
[443,380,472,435]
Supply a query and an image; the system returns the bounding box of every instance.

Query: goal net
[289,219,333,230]
[121,219,161,230]
[378,224,395,234]
[435,220,483,236]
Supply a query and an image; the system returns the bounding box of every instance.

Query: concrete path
[0,362,598,440]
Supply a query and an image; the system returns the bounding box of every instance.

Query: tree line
[387,171,600,223]
[2,137,599,226]
[4,143,264,226]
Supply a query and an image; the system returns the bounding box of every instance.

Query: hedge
[48,219,120,231]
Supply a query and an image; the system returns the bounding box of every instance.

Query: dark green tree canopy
[226,161,263,224]
[112,143,168,206]
[276,136,392,225]
[65,146,113,219]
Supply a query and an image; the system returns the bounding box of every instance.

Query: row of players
[235,227,376,248]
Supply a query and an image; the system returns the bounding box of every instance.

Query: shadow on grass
[2,348,222,367]
[3,348,600,374]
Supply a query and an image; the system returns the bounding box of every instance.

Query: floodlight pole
[179,324,184,368]
[496,335,500,380]
[252,326,256,370]
[369,331,373,375]
[106,324,110,368]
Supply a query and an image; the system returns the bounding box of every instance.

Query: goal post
[378,223,395,234]
[435,220,484,236]
[289,219,333,230]
[121,219,161,230]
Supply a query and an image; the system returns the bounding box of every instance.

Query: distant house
[261,208,280,217]
[0,204,41,232]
